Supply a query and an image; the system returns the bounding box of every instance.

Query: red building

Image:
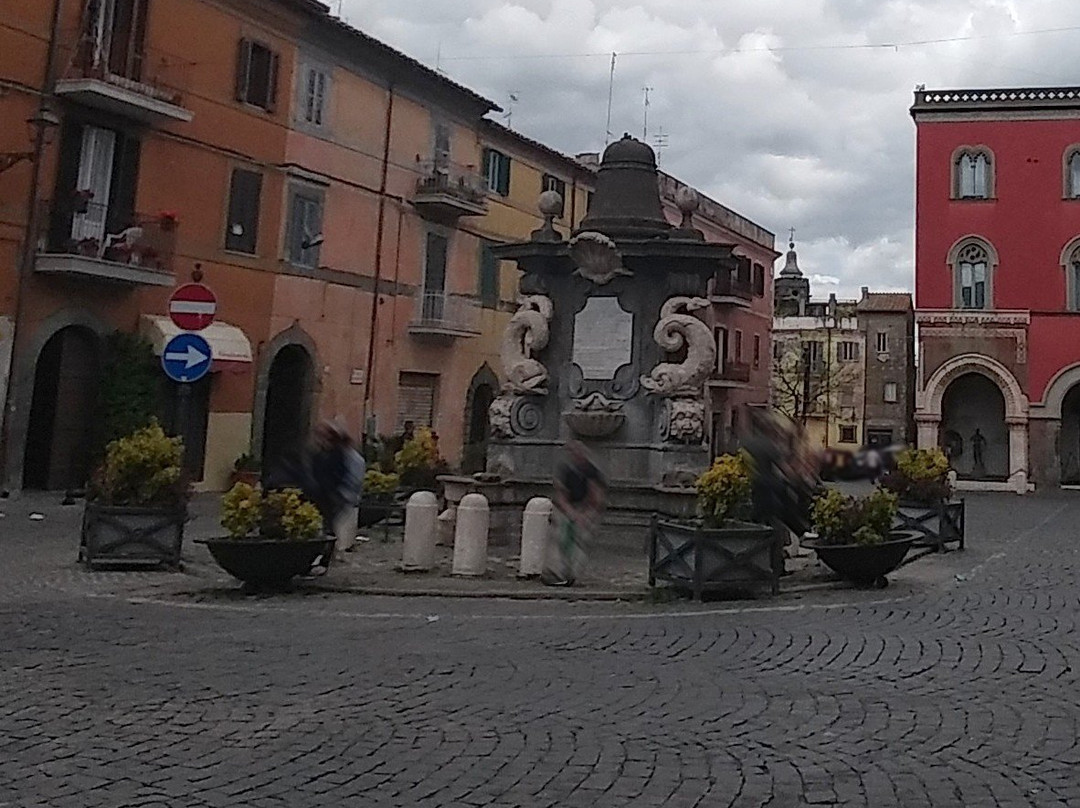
[912,87,1080,492]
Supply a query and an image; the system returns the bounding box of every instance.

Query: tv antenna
[604,52,617,145]
[504,91,520,127]
[642,86,653,140]
[652,127,669,165]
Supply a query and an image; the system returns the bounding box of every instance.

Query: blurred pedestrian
[309,421,365,567]
[542,440,606,587]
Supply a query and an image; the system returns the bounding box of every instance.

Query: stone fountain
[445,134,741,545]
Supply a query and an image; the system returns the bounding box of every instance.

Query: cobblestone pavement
[3,491,1080,806]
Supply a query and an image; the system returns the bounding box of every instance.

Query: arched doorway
[462,364,499,473]
[941,372,1008,480]
[1060,384,1080,484]
[261,344,315,472]
[23,326,101,490]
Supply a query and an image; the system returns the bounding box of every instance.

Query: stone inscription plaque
[572,296,633,380]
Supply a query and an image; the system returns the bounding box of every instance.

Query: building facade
[0,0,775,492]
[771,243,914,450]
[912,87,1080,492]
[857,290,915,447]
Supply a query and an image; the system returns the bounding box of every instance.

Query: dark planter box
[80,503,186,569]
[358,493,398,528]
[197,537,333,590]
[893,499,965,552]
[806,531,917,588]
[649,517,780,600]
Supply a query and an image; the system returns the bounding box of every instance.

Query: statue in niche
[971,428,987,474]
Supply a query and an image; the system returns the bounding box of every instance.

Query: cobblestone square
[2,491,1080,806]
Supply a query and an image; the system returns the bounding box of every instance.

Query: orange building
[0,0,775,494]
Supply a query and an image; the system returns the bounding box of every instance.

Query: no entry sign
[168,283,217,331]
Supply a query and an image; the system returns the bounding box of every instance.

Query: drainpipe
[2,0,64,492]
[361,81,395,441]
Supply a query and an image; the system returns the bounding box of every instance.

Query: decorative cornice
[911,87,1080,119]
[915,309,1029,326]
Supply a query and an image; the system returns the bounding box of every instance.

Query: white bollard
[519,497,552,578]
[452,493,489,577]
[402,491,438,571]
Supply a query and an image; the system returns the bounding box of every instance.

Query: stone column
[403,491,438,571]
[519,497,552,578]
[915,415,939,450]
[452,493,489,577]
[1007,419,1029,494]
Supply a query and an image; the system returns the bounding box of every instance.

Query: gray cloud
[342,0,1080,299]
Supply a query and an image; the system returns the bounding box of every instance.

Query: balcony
[56,2,192,124]
[409,291,481,341]
[35,200,176,286]
[412,161,488,219]
[710,271,753,306]
[709,361,752,387]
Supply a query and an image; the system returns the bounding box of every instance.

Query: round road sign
[169,283,217,331]
[162,333,213,383]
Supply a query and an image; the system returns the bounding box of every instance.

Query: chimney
[861,286,869,300]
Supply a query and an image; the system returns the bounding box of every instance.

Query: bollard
[519,497,552,578]
[452,493,489,577]
[402,491,438,571]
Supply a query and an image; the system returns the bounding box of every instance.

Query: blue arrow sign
[162,332,212,383]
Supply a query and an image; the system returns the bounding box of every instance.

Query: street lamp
[0,106,59,174]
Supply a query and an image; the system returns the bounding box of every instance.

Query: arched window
[948,237,997,310]
[1065,148,1080,199]
[953,147,993,199]
[1061,239,1080,311]
[957,243,988,308]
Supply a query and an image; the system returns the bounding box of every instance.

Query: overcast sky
[342,1,1080,299]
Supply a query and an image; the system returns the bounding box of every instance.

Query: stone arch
[918,352,1028,492]
[461,362,500,473]
[3,308,110,492]
[1037,361,1080,420]
[251,324,321,466]
[921,353,1026,421]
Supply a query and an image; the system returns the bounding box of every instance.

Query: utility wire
[437,24,1080,62]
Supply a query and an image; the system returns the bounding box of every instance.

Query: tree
[771,337,860,425]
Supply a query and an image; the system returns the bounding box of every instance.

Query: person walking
[542,440,606,587]
[309,421,365,569]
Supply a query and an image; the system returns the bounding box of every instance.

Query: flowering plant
[158,210,179,229]
[363,469,400,495]
[880,447,953,504]
[811,488,898,546]
[88,422,188,507]
[220,483,322,541]
[695,453,752,527]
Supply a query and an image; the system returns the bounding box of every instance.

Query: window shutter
[397,373,437,429]
[266,50,280,111]
[481,148,492,186]
[107,131,141,234]
[498,153,511,195]
[226,169,261,254]
[235,38,252,102]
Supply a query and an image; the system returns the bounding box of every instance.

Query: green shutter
[497,152,511,195]
[479,242,499,308]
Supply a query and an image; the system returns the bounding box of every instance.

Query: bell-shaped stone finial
[577,134,671,239]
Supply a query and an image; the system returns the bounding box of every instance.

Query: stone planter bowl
[197,537,333,591]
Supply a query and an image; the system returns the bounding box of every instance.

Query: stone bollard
[402,491,438,571]
[519,497,552,578]
[452,493,489,577]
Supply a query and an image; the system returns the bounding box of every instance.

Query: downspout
[2,0,64,492]
[361,81,395,439]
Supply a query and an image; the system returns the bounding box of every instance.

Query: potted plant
[649,453,780,600]
[359,469,400,528]
[879,447,964,551]
[230,453,261,487]
[158,210,179,231]
[80,422,189,569]
[71,188,94,215]
[197,483,326,591]
[804,488,915,588]
[394,427,448,493]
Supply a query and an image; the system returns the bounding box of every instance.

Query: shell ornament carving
[640,297,717,397]
[501,295,553,395]
[569,231,633,285]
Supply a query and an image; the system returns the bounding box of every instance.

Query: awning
[140,315,253,373]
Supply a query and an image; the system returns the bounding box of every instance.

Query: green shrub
[363,469,400,495]
[220,483,322,540]
[880,447,953,503]
[88,422,186,507]
[695,453,752,527]
[811,488,898,546]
